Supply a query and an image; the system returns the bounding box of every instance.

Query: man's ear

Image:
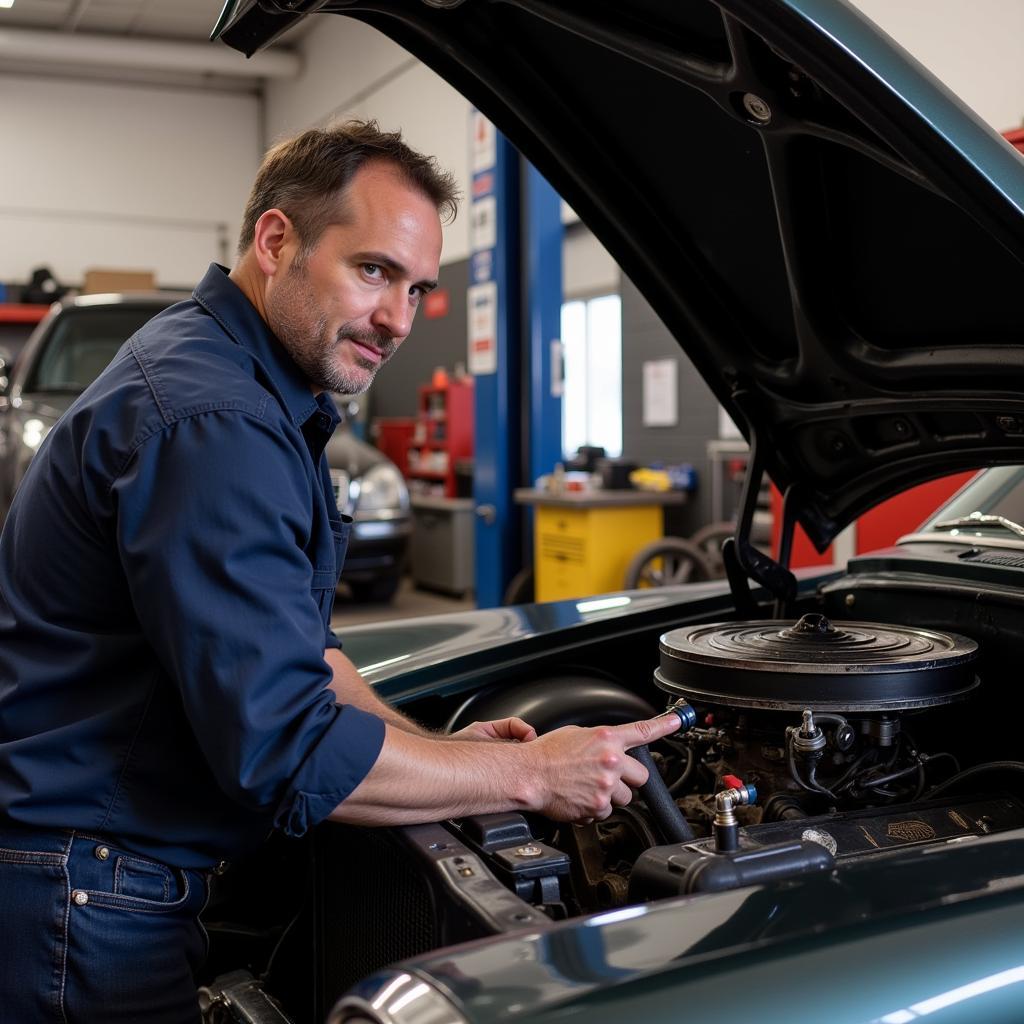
[251,209,294,278]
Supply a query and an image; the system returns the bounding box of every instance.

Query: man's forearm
[328,723,537,826]
[324,647,434,737]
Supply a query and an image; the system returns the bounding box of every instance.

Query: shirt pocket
[310,517,352,594]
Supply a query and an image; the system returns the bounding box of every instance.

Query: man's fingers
[614,711,682,750]
[610,781,633,807]
[619,752,649,789]
[507,717,538,742]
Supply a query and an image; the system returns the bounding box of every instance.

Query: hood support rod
[721,421,797,618]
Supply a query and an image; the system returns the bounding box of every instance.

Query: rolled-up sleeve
[111,407,383,833]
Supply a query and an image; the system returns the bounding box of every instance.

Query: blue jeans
[0,826,210,1023]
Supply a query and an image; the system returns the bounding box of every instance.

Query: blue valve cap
[668,701,697,732]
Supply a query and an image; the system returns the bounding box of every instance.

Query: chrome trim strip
[898,533,1024,552]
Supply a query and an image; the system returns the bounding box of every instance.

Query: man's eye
[362,263,383,279]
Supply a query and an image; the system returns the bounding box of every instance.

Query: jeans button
[72,890,89,906]
[95,845,110,861]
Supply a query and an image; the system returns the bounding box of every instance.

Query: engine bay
[438,611,1019,921]
[199,560,1024,1022]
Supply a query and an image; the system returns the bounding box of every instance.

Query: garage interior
[0,0,1021,626]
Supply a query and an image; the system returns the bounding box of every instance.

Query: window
[561,293,622,459]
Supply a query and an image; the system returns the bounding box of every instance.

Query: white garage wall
[852,0,1024,132]
[0,75,261,288]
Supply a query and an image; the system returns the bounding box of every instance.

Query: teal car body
[209,2,1024,1022]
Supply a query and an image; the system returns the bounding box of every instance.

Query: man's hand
[520,713,682,823]
[450,717,538,743]
[330,709,683,828]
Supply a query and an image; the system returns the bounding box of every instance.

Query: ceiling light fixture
[0,1,16,9]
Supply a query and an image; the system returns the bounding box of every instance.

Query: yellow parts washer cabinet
[514,489,687,602]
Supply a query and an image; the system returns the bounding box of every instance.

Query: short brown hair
[237,119,460,258]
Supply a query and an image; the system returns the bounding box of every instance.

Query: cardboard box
[81,269,157,294]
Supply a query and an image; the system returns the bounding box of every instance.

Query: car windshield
[25,307,161,394]
[912,466,1024,541]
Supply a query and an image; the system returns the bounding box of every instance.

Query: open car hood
[214,0,1024,549]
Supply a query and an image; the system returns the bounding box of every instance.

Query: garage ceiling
[0,0,229,40]
[0,1,304,87]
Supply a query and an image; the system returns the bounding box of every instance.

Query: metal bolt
[515,845,544,858]
[94,845,110,861]
[845,593,856,608]
[72,890,89,906]
[213,861,229,876]
[742,92,773,124]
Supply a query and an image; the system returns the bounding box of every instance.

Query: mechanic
[0,121,680,1022]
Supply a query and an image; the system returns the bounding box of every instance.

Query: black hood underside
[217,0,1024,549]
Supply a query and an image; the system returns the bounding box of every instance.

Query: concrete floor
[331,575,476,628]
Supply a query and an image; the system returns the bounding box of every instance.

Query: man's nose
[370,287,413,340]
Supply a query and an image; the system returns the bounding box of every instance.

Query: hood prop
[720,421,797,619]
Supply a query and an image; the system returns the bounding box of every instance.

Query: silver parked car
[0,293,410,602]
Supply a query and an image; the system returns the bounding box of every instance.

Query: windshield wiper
[931,511,1024,538]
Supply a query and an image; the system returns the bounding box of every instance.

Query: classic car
[0,292,411,602]
[201,0,1024,1021]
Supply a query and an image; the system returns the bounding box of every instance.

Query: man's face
[265,161,443,394]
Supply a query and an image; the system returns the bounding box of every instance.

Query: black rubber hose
[926,760,1024,800]
[632,744,695,843]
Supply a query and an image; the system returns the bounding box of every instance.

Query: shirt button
[94,845,110,861]
[72,891,89,906]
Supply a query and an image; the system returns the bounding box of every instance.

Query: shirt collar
[192,263,327,429]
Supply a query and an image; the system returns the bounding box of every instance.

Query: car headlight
[355,462,409,521]
[22,418,48,451]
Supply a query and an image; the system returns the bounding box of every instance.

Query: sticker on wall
[471,196,497,253]
[551,338,564,397]
[471,249,493,284]
[472,171,495,199]
[468,281,498,376]
[642,358,678,426]
[471,111,497,173]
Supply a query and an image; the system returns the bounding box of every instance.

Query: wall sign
[467,281,498,376]
[642,358,679,426]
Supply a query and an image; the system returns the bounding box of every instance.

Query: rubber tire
[623,536,715,589]
[688,520,735,579]
[502,566,535,605]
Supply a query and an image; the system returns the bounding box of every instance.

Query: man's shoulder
[126,300,284,425]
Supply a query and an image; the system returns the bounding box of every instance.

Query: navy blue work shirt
[0,264,386,869]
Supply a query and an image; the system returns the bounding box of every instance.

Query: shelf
[0,304,49,324]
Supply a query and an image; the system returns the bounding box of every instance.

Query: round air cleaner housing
[655,613,978,712]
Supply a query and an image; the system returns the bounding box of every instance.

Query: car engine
[199,601,1024,1022]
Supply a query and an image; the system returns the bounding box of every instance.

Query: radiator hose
[632,742,695,843]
